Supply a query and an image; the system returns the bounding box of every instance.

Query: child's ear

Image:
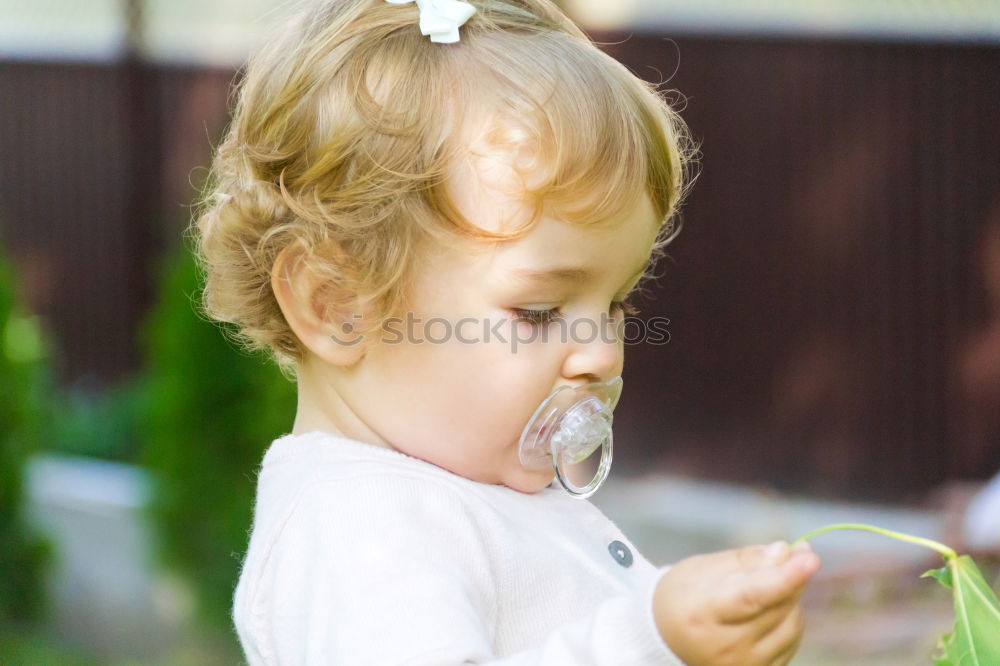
[271,243,368,367]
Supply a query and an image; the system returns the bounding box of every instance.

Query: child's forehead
[448,114,647,237]
[427,109,661,282]
[447,117,542,236]
[420,191,659,285]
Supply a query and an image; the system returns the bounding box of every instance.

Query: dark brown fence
[1,33,997,500]
[603,34,1000,501]
[0,59,233,384]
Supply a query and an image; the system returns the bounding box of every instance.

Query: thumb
[718,546,820,622]
[736,540,792,570]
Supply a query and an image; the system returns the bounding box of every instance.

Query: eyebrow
[510,266,593,283]
[509,261,649,286]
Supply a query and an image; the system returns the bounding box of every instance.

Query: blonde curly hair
[190,0,696,379]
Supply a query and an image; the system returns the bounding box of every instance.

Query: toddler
[193,0,821,663]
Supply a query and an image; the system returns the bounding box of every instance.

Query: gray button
[608,540,633,567]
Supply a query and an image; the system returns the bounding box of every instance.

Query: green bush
[42,378,143,463]
[136,242,295,632]
[0,237,54,626]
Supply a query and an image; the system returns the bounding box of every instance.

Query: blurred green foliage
[42,378,143,463]
[0,237,53,626]
[0,628,95,665]
[135,242,296,632]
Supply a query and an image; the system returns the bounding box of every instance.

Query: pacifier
[517,376,624,499]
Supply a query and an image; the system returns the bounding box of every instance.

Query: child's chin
[502,468,555,495]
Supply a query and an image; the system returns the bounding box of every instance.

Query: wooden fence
[1,33,997,500]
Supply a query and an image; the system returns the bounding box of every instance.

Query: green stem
[792,523,957,560]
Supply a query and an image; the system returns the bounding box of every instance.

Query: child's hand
[652,541,820,666]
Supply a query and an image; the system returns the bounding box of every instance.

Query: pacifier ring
[553,430,614,499]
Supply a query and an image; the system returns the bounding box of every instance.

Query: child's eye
[611,300,640,317]
[512,307,561,325]
[512,302,639,324]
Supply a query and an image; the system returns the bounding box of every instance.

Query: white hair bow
[386,0,477,44]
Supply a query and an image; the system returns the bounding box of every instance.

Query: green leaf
[921,555,1000,665]
[795,524,1000,665]
[922,565,953,588]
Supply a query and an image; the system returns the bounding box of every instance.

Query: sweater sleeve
[238,474,686,666]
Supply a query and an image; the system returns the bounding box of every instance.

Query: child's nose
[559,316,623,382]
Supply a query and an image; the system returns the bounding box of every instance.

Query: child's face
[340,156,661,494]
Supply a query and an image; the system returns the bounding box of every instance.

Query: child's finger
[765,636,801,666]
[716,551,820,623]
[740,588,803,639]
[749,604,806,666]
[735,541,791,570]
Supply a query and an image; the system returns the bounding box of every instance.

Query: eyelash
[512,300,640,325]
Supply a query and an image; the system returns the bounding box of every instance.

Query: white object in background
[24,454,193,660]
[964,471,1000,551]
[563,0,639,31]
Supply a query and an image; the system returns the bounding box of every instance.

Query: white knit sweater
[232,430,685,665]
